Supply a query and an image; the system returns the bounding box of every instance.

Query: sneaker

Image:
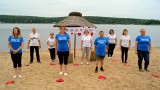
[64,73,68,76]
[37,61,41,63]
[111,57,113,59]
[95,67,98,73]
[139,69,143,72]
[144,69,150,72]
[13,75,17,78]
[59,72,63,75]
[108,57,111,59]
[86,62,89,65]
[18,75,22,78]
[100,67,104,71]
[51,59,55,62]
[29,62,33,64]
[80,62,83,65]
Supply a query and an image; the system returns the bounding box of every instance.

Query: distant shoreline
[1,15,160,25]
[1,47,160,53]
[0,23,160,26]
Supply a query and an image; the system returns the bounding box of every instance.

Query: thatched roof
[53,12,96,28]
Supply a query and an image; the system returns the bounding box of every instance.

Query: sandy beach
[0,47,160,90]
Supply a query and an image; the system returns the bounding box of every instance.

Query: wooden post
[74,33,76,58]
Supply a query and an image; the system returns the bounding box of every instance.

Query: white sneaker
[18,75,22,78]
[59,72,63,75]
[80,62,83,65]
[50,59,55,62]
[86,62,89,65]
[13,75,17,78]
[64,73,68,76]
[108,57,111,59]
[111,57,113,59]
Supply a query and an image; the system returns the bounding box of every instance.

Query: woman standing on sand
[55,26,71,76]
[120,29,131,63]
[135,28,151,72]
[80,29,92,65]
[107,29,117,59]
[28,28,41,64]
[8,27,24,78]
[47,32,56,62]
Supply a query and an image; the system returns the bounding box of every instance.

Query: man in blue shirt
[94,31,109,73]
[135,28,151,72]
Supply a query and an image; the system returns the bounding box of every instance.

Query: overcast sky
[0,0,160,20]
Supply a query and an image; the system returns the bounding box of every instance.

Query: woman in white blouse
[120,29,131,63]
[107,29,117,59]
[81,29,92,65]
[47,32,56,62]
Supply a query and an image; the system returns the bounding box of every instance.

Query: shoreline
[1,23,160,26]
[1,47,160,53]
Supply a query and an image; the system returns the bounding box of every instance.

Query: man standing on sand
[135,28,151,72]
[94,31,109,73]
[28,28,41,64]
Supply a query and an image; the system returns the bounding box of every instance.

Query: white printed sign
[66,27,96,36]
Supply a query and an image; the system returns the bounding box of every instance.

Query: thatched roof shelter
[53,12,96,58]
[53,12,96,28]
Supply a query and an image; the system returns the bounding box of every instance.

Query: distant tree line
[0,15,160,25]
[0,15,64,23]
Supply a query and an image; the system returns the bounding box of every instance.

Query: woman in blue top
[94,31,109,73]
[135,28,151,72]
[8,27,24,78]
[55,26,71,76]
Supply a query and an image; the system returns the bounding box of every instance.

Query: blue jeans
[137,50,149,69]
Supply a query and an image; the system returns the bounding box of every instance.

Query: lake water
[0,24,160,52]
